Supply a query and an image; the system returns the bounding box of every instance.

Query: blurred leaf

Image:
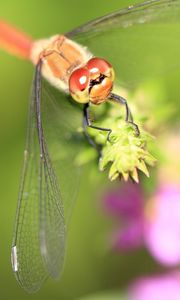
[78,290,128,300]
[131,79,176,131]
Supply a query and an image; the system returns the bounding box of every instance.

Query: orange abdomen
[0,20,33,59]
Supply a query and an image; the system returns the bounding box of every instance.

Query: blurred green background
[1,0,180,299]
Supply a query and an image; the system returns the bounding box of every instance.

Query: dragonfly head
[69,57,115,105]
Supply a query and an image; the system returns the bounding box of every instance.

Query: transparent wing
[67,0,180,89]
[11,72,49,292]
[11,64,83,293]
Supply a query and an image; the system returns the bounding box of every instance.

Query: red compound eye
[69,67,90,94]
[87,57,112,76]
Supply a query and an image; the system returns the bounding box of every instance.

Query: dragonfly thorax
[30,35,92,92]
[30,36,114,104]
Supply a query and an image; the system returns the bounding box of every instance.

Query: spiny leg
[83,113,101,155]
[109,92,140,136]
[83,103,111,153]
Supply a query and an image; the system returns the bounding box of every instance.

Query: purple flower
[128,273,180,300]
[103,182,144,251]
[103,182,180,266]
[103,182,143,219]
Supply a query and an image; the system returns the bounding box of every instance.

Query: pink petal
[129,273,180,300]
[144,185,180,266]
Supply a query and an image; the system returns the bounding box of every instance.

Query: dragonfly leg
[82,116,101,156]
[83,103,112,150]
[109,92,140,135]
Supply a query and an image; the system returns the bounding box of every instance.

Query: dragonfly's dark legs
[109,92,140,135]
[83,104,102,155]
[34,60,45,156]
[83,103,112,142]
[83,115,98,150]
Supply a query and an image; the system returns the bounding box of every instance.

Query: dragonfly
[0,0,180,293]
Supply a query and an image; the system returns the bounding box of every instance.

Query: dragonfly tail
[0,20,33,59]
